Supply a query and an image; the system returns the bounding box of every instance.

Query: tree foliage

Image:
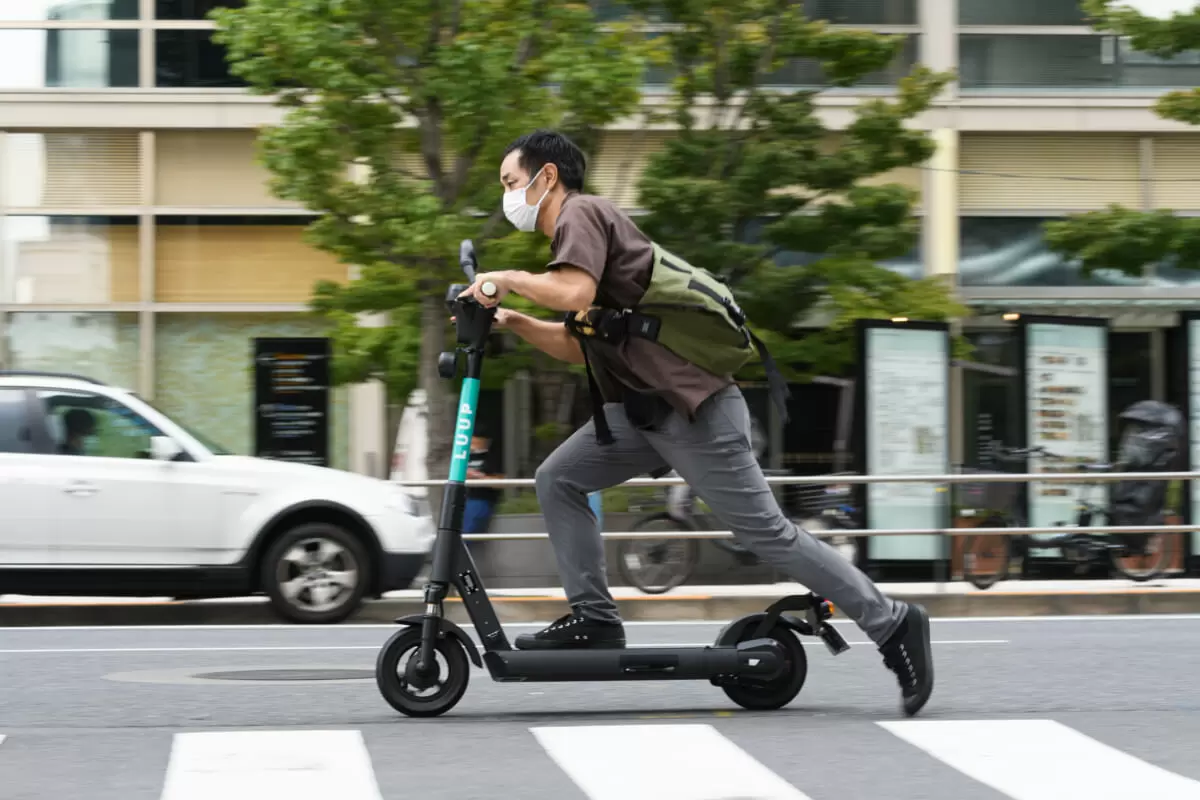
[1043,0,1200,277]
[212,0,655,477]
[628,0,968,379]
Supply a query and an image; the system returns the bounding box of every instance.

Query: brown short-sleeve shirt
[547,192,732,419]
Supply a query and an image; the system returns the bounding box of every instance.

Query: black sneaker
[879,603,934,717]
[514,613,626,650]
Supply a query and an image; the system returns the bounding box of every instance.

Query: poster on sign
[1018,317,1108,536]
[856,320,951,562]
[253,337,332,467]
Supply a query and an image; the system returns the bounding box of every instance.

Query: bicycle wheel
[615,512,700,594]
[1106,513,1173,582]
[961,515,1012,590]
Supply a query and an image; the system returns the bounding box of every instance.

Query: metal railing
[394,470,1200,542]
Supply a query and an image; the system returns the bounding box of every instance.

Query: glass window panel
[155,30,246,88]
[594,0,915,24]
[154,216,347,303]
[3,312,140,389]
[960,0,1087,25]
[1108,332,1152,449]
[35,388,164,459]
[961,331,1022,468]
[959,217,1147,287]
[803,0,917,24]
[2,132,141,208]
[0,388,34,454]
[1,216,140,304]
[764,34,918,86]
[0,0,139,21]
[155,0,244,20]
[642,33,917,88]
[959,34,1200,89]
[0,29,138,89]
[154,313,348,469]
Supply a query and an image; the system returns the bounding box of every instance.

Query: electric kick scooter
[374,240,851,718]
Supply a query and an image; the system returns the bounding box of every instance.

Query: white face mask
[502,167,548,232]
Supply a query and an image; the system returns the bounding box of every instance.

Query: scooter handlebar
[459,239,478,283]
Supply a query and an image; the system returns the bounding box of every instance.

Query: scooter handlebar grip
[480,281,497,298]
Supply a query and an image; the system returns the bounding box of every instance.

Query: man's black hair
[503,130,586,192]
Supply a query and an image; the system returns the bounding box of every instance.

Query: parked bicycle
[616,470,861,594]
[961,400,1182,589]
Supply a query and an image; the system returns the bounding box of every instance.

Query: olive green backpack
[565,242,790,444]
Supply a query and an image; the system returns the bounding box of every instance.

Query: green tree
[211,0,654,482]
[629,0,968,380]
[1043,0,1200,278]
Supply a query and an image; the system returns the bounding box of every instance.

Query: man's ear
[543,162,558,191]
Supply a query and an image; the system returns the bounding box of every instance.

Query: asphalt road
[1,614,1199,799]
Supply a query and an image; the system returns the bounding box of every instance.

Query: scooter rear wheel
[720,623,808,711]
[376,627,470,717]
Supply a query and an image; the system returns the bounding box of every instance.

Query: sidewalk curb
[2,589,1199,626]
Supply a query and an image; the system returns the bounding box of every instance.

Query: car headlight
[385,485,431,517]
[384,487,417,515]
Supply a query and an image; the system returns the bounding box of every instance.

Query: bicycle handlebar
[992,445,1062,462]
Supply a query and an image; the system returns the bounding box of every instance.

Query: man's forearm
[504,270,592,311]
[505,312,585,364]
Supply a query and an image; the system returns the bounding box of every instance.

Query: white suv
[0,371,435,623]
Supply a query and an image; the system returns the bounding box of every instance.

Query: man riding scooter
[457,129,934,717]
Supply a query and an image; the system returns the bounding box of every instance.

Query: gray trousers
[534,385,907,646]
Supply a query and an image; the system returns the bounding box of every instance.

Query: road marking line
[159,730,382,800]
[3,613,1200,632]
[531,723,811,800]
[0,639,1006,654]
[879,719,1200,800]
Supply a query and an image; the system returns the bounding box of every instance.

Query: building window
[154,0,245,19]
[0,29,138,88]
[1,216,141,304]
[594,0,915,24]
[3,312,140,390]
[763,34,918,86]
[961,330,1021,468]
[1,0,139,21]
[803,0,917,25]
[959,0,1087,25]
[2,131,141,208]
[959,217,1146,288]
[155,30,246,88]
[153,313,348,468]
[959,34,1200,89]
[153,216,348,303]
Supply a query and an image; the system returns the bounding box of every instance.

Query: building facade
[2,0,1200,484]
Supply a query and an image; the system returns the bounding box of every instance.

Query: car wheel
[261,522,371,624]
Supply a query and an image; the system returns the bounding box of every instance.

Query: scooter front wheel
[376,627,470,718]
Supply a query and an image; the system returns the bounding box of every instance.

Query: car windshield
[128,393,233,455]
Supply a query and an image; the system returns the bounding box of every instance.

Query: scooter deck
[481,639,786,683]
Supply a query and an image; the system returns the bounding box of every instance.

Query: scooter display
[374,240,850,718]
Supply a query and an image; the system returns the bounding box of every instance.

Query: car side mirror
[150,435,183,461]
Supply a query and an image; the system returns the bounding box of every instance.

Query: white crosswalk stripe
[531,723,813,800]
[879,719,1200,800]
[3,718,1200,799]
[159,730,384,800]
